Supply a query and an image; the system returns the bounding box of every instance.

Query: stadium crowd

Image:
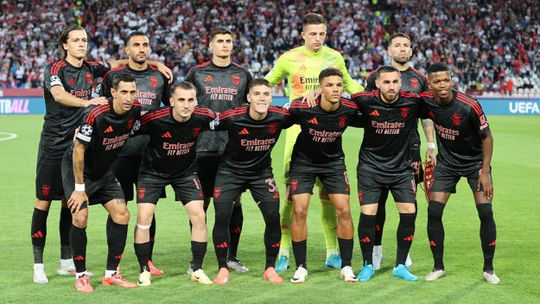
[1,0,539,95]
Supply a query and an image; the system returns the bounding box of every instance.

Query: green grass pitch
[0,115,538,303]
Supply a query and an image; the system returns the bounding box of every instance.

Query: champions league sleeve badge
[76,124,93,142]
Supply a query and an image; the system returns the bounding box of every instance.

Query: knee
[335,207,352,222]
[35,199,51,211]
[292,206,308,220]
[73,209,88,228]
[476,203,493,220]
[137,211,153,225]
[361,205,378,216]
[191,210,207,225]
[112,207,130,224]
[428,201,445,219]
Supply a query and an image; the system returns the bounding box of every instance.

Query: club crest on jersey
[452,113,461,126]
[428,111,435,119]
[85,73,93,84]
[410,78,419,90]
[267,122,278,135]
[193,127,202,137]
[138,188,146,200]
[291,180,298,191]
[41,185,51,197]
[150,77,158,88]
[338,115,347,127]
[214,187,221,198]
[232,74,240,86]
[69,78,75,85]
[400,107,410,119]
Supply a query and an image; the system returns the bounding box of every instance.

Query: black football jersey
[186,61,252,154]
[41,60,110,158]
[365,67,428,93]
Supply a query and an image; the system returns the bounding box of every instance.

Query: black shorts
[213,169,280,204]
[357,169,417,205]
[111,156,141,201]
[289,160,350,195]
[35,149,64,201]
[62,159,124,208]
[430,163,490,193]
[196,153,222,198]
[137,171,204,205]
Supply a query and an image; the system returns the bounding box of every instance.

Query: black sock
[477,204,496,272]
[427,201,446,270]
[292,240,307,269]
[134,242,151,273]
[59,207,72,259]
[106,220,128,271]
[358,213,376,265]
[338,238,354,267]
[106,215,112,240]
[258,200,281,269]
[70,225,87,273]
[228,205,243,260]
[396,213,416,266]
[191,241,207,272]
[374,190,388,246]
[213,201,233,269]
[31,208,48,264]
[149,214,156,261]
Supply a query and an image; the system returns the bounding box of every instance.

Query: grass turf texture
[0,115,538,304]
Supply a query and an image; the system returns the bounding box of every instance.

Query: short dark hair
[113,73,136,89]
[210,27,233,41]
[319,68,343,83]
[58,25,86,58]
[375,65,400,79]
[389,32,411,45]
[125,31,148,45]
[303,13,327,30]
[171,81,197,95]
[248,78,271,91]
[427,62,450,75]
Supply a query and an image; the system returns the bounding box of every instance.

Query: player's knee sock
[149,214,156,261]
[259,200,282,268]
[427,201,446,270]
[476,204,496,272]
[228,205,243,259]
[134,242,151,273]
[70,225,87,273]
[106,220,128,271]
[31,208,48,264]
[291,240,307,269]
[59,207,72,259]
[279,199,293,255]
[106,215,112,240]
[338,238,354,267]
[358,213,376,265]
[374,190,389,246]
[396,213,416,266]
[213,202,232,269]
[191,241,207,272]
[320,198,338,255]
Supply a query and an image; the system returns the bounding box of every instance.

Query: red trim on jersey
[51,61,67,75]
[231,62,249,71]
[133,100,141,107]
[142,108,169,125]
[193,107,216,118]
[456,93,483,116]
[366,67,379,80]
[351,91,377,98]
[102,65,127,79]
[86,60,105,66]
[400,91,420,98]
[219,107,248,120]
[149,65,158,71]
[341,99,358,109]
[290,102,310,109]
[195,61,212,68]
[269,106,291,115]
[419,91,434,98]
[410,67,428,81]
[85,105,111,125]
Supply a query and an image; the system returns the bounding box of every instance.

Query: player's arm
[479,131,494,200]
[337,55,364,94]
[264,55,287,87]
[208,111,229,131]
[422,118,436,164]
[50,86,108,108]
[109,60,173,82]
[67,140,89,213]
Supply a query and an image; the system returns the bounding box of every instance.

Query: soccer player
[364,32,435,270]
[210,79,291,285]
[134,82,214,286]
[288,68,358,283]
[352,65,423,282]
[62,73,141,292]
[265,13,364,272]
[97,31,171,276]
[421,63,499,284]
[185,26,252,273]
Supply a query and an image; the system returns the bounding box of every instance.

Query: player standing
[62,73,141,292]
[97,31,171,276]
[210,79,291,284]
[134,82,214,286]
[421,63,499,284]
[364,33,435,270]
[185,26,252,273]
[265,13,364,272]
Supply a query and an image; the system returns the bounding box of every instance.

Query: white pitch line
[0,132,17,142]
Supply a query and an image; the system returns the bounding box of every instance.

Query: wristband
[75,183,85,191]
[427,143,436,150]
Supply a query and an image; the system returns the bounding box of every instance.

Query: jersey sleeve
[97,72,113,97]
[161,72,172,106]
[336,54,364,94]
[264,55,287,87]
[43,63,64,91]
[243,70,253,104]
[364,72,377,91]
[470,102,491,138]
[75,107,97,145]
[88,61,111,78]
[209,110,231,131]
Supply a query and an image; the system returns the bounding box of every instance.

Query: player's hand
[302,90,321,107]
[155,62,173,83]
[68,191,89,214]
[477,170,493,200]
[425,147,437,165]
[83,97,108,107]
